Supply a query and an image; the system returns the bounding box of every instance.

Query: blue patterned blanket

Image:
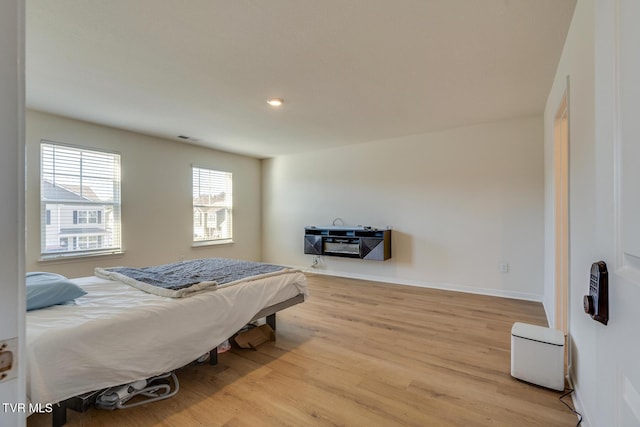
[95,258,290,297]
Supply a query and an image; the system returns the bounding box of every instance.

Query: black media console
[304,226,391,261]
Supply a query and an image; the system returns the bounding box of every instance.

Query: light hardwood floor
[28,274,578,426]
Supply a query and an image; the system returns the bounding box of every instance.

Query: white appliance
[510,322,565,391]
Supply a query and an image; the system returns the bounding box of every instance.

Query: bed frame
[49,293,306,427]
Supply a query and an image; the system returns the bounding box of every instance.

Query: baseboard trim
[299,267,543,302]
[566,370,590,426]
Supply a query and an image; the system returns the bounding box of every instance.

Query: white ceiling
[26,0,576,159]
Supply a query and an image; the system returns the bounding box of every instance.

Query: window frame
[40,140,123,260]
[192,165,233,246]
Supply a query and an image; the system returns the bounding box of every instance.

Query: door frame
[553,82,570,335]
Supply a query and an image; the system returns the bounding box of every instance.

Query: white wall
[544,1,640,425]
[263,116,545,300]
[25,110,262,278]
[0,0,26,425]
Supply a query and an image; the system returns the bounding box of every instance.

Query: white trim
[300,267,543,302]
[191,239,234,248]
[0,0,26,423]
[613,0,624,272]
[552,80,570,334]
[612,0,640,288]
[40,138,122,157]
[567,370,590,427]
[39,250,125,262]
[618,263,640,288]
[16,0,26,420]
[542,299,554,328]
[620,373,640,426]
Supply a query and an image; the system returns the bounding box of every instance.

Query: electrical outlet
[499,263,509,274]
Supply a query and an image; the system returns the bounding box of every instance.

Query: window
[192,167,232,244]
[73,210,102,224]
[40,141,121,258]
[77,235,101,250]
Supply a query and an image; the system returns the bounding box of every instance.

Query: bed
[25,259,308,425]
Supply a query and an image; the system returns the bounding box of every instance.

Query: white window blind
[192,167,233,243]
[40,141,122,258]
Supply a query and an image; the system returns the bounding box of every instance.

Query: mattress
[26,270,308,405]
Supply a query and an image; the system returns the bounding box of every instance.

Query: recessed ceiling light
[267,98,284,107]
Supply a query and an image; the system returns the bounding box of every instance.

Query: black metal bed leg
[209,348,218,365]
[266,313,276,331]
[51,402,67,427]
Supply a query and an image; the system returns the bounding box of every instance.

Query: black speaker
[360,237,387,260]
[304,235,322,255]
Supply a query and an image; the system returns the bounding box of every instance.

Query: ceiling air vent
[177,135,200,142]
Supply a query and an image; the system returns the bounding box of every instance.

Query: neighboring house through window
[40,141,122,258]
[192,166,233,244]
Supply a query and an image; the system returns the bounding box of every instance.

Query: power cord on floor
[559,388,583,426]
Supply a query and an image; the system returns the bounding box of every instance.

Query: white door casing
[0,0,26,426]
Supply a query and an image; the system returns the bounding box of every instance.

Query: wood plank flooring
[27,274,579,426]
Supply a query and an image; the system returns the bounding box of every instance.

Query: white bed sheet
[26,270,307,405]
